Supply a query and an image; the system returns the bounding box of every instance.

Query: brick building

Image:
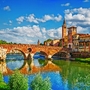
[44,19,90,52]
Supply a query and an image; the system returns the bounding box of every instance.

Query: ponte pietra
[0,44,63,74]
[0,44,63,60]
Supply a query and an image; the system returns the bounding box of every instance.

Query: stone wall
[71,52,90,58]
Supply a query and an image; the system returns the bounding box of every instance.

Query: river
[3,53,90,90]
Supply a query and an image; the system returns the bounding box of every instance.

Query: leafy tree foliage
[8,70,28,90]
[47,39,52,41]
[0,40,8,44]
[44,39,52,43]
[0,39,17,44]
[30,74,52,90]
[0,73,9,90]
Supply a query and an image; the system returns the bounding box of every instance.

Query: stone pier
[0,62,7,74]
[0,47,7,61]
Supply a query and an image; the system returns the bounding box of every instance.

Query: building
[44,19,90,52]
[77,34,90,52]
[61,19,90,52]
[61,19,77,48]
[50,39,60,46]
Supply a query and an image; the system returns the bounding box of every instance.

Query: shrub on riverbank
[75,58,90,62]
[8,70,28,90]
[30,74,52,90]
[0,73,9,90]
[1,70,52,90]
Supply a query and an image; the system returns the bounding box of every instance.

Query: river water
[4,53,90,90]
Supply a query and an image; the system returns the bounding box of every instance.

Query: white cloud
[37,15,53,22]
[65,7,90,28]
[0,25,62,44]
[9,20,12,24]
[26,14,39,24]
[43,15,53,21]
[41,28,47,33]
[17,14,62,24]
[64,7,90,34]
[39,14,62,22]
[61,3,70,6]
[13,25,42,38]
[77,26,90,34]
[83,0,89,2]
[3,6,11,11]
[0,25,43,44]
[43,27,62,39]
[54,15,62,21]
[16,16,24,24]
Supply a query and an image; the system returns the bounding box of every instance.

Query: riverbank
[75,58,90,64]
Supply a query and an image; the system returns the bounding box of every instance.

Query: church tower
[62,19,67,39]
[37,39,40,45]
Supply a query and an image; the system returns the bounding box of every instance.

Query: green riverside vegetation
[38,59,90,90]
[0,70,52,90]
[8,70,28,90]
[0,73,9,90]
[75,58,90,62]
[30,74,51,90]
[52,60,90,90]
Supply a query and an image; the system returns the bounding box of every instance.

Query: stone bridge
[0,44,63,60]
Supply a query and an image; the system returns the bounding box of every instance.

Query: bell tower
[37,39,40,45]
[62,19,67,39]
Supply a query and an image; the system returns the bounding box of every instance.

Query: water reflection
[28,72,65,90]
[4,53,90,90]
[6,52,46,70]
[53,60,90,90]
[33,52,45,67]
[6,53,24,70]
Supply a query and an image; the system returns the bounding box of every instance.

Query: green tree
[0,39,18,44]
[0,40,8,44]
[8,70,28,90]
[46,39,52,41]
[30,74,52,90]
[0,73,9,90]
[44,39,52,44]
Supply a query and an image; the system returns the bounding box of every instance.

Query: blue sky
[0,0,90,44]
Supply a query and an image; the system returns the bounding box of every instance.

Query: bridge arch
[6,49,26,71]
[52,49,69,59]
[33,51,48,58]
[7,49,26,60]
[59,51,68,58]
